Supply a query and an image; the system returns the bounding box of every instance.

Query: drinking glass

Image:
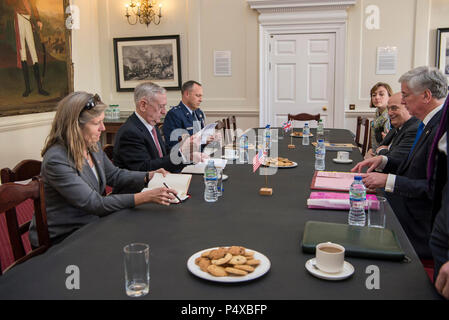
[368,197,387,228]
[124,243,150,297]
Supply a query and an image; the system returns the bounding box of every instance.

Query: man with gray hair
[352,66,448,260]
[113,82,205,173]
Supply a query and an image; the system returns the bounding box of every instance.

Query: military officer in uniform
[163,80,206,150]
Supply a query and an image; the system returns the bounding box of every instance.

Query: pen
[163,182,183,203]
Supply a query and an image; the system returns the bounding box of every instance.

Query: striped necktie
[408,122,424,159]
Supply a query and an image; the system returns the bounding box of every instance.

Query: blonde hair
[42,92,106,171]
[370,82,393,108]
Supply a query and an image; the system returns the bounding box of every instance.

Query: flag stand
[288,129,295,149]
[259,167,273,196]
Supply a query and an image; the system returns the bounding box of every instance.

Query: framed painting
[0,0,73,117]
[436,28,449,81]
[113,35,182,91]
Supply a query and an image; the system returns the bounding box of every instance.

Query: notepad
[142,173,192,203]
[181,158,227,174]
[311,142,355,151]
[307,192,379,210]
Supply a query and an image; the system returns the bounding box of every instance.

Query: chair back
[287,113,321,123]
[355,116,371,156]
[103,144,114,162]
[1,159,41,184]
[0,177,50,275]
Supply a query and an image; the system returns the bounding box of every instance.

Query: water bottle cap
[318,139,324,143]
[354,176,363,180]
[265,124,270,128]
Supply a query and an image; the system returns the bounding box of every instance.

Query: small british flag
[282,120,292,133]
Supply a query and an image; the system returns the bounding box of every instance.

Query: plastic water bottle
[302,122,310,145]
[216,168,223,197]
[314,139,326,171]
[204,160,218,202]
[348,176,366,226]
[263,125,271,149]
[240,134,248,150]
[317,119,324,136]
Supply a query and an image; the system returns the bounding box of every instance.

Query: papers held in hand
[142,173,192,203]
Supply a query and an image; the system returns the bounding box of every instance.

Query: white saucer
[332,158,353,164]
[305,258,354,281]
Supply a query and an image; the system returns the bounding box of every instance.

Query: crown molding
[247,0,356,13]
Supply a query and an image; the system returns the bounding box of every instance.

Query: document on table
[142,173,192,203]
[181,158,228,174]
[310,171,376,193]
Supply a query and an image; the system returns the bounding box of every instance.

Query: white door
[269,33,336,128]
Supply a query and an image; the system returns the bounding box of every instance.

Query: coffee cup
[337,151,350,161]
[225,147,238,159]
[315,242,345,273]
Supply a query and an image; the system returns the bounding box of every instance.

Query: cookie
[244,251,254,258]
[246,259,261,266]
[228,246,245,256]
[229,255,247,265]
[233,264,255,272]
[207,265,228,277]
[208,248,227,260]
[212,253,232,265]
[197,258,211,272]
[225,267,248,276]
[201,250,212,258]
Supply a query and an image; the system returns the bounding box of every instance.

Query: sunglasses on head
[83,94,101,111]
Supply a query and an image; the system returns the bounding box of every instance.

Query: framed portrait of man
[0,0,73,117]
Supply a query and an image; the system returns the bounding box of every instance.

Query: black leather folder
[301,221,406,261]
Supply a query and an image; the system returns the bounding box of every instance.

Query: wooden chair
[103,144,114,162]
[0,159,42,273]
[1,159,41,184]
[287,113,321,123]
[0,177,50,275]
[355,116,371,156]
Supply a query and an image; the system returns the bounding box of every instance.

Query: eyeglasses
[83,94,101,111]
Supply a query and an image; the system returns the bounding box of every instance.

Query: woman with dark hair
[365,82,393,158]
[29,92,177,247]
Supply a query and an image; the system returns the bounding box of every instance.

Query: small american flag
[252,149,266,172]
[282,120,292,132]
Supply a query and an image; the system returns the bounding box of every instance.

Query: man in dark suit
[163,80,207,150]
[374,92,419,159]
[113,82,205,173]
[352,66,448,259]
[428,94,449,298]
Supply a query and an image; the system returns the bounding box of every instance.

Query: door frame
[256,11,350,128]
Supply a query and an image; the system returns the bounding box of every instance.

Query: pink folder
[310,171,376,193]
[307,192,379,210]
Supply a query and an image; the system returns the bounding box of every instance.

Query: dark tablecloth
[0,129,440,299]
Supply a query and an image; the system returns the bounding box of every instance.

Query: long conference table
[0,128,441,300]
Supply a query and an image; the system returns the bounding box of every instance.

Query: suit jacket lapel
[79,160,100,193]
[90,150,105,192]
[131,113,165,158]
[400,111,442,172]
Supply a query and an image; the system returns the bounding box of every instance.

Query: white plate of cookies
[262,157,298,168]
[187,246,271,283]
